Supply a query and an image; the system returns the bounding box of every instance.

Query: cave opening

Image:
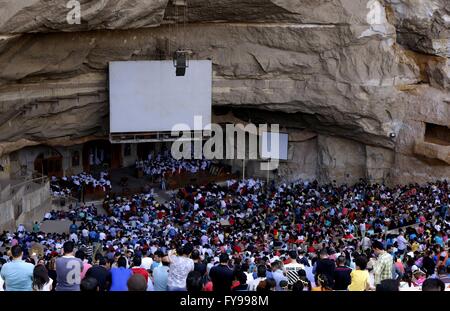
[424,123,450,146]
[33,148,63,178]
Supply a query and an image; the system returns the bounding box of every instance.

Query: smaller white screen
[261,132,289,160]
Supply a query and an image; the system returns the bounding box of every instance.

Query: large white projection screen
[109,60,212,133]
[261,132,289,160]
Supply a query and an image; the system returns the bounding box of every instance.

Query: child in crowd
[348,256,371,291]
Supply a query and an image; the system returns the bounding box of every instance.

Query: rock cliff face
[0,0,448,185]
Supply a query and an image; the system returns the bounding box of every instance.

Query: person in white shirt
[17,224,25,233]
[69,232,78,243]
[141,252,153,270]
[359,222,366,237]
[284,251,305,285]
[82,228,89,241]
[244,268,254,285]
[99,232,106,241]
[167,246,194,291]
[396,231,408,254]
[249,265,267,291]
[0,274,4,291]
[361,236,372,251]
[32,264,54,291]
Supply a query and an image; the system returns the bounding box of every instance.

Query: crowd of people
[0,177,449,292]
[136,152,211,180]
[50,172,111,199]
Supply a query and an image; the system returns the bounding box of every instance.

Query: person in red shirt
[233,244,242,254]
[343,231,354,239]
[307,241,316,254]
[199,196,206,207]
[229,217,235,226]
[131,256,149,283]
[342,206,348,216]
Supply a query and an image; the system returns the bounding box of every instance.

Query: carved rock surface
[0,0,448,185]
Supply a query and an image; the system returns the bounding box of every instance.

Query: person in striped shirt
[283,250,305,285]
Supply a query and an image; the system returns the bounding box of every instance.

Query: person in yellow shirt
[348,255,371,291]
[411,240,420,252]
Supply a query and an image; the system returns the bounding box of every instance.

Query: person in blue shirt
[109,226,117,238]
[69,220,78,234]
[169,228,177,239]
[0,245,34,291]
[108,256,132,291]
[271,261,288,291]
[89,229,99,243]
[153,258,170,291]
[434,234,444,247]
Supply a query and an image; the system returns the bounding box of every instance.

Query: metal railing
[11,175,47,190]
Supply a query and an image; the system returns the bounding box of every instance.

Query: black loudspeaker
[174,50,187,76]
[176,67,186,76]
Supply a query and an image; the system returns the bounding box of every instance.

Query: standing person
[131,256,150,288]
[192,250,207,277]
[153,256,170,291]
[209,253,234,293]
[360,235,372,252]
[333,255,352,290]
[359,221,366,238]
[396,231,408,255]
[108,256,133,291]
[75,250,92,280]
[284,250,304,286]
[249,265,267,291]
[140,251,153,271]
[47,257,57,291]
[32,264,53,291]
[0,245,34,291]
[55,241,83,291]
[150,251,163,271]
[85,255,109,291]
[32,222,40,233]
[167,244,195,291]
[271,261,289,291]
[69,220,78,234]
[372,240,393,286]
[314,249,336,287]
[422,250,436,277]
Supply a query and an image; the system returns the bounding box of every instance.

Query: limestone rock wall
[0,0,449,185]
